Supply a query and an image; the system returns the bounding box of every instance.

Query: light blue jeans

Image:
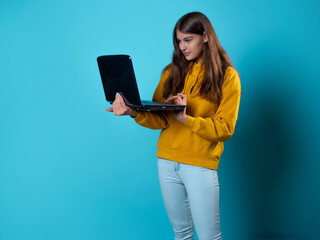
[158,158,222,240]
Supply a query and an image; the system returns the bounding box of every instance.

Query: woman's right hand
[105,93,138,117]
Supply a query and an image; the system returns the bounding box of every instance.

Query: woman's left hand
[165,93,188,123]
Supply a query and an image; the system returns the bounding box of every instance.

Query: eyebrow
[177,36,194,41]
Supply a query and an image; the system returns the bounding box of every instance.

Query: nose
[179,42,186,51]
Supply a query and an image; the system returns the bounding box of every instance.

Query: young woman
[106,12,241,240]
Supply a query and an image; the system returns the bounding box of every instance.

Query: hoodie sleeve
[183,67,241,142]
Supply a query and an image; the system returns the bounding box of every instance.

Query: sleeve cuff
[184,115,196,129]
[132,111,143,122]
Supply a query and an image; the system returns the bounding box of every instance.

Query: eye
[185,38,192,43]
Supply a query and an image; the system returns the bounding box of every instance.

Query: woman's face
[176,30,207,63]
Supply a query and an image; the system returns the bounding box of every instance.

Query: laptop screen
[97,55,142,106]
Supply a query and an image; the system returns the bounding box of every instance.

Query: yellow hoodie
[134,62,241,170]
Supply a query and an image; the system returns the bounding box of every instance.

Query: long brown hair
[163,12,233,103]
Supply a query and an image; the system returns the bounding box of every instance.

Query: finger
[177,93,186,99]
[165,95,180,102]
[114,94,128,115]
[117,95,129,115]
[105,108,113,112]
[170,95,180,99]
[113,95,121,115]
[175,99,183,104]
[177,93,187,104]
[173,95,183,103]
[118,95,127,110]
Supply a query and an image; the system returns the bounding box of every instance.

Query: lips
[183,52,190,57]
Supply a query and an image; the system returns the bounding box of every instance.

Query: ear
[203,31,208,43]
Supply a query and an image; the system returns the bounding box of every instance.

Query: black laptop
[97,55,185,111]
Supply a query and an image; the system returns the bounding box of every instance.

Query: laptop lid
[97,55,142,107]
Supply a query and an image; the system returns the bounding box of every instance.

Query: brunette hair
[163,12,233,103]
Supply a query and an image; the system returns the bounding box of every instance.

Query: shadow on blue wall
[228,63,315,238]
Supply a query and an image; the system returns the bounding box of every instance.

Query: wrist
[129,108,138,118]
[178,114,188,123]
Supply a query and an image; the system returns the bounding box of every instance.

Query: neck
[195,56,203,63]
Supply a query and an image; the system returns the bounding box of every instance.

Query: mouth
[183,52,191,57]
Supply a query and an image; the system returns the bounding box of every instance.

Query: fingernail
[116,92,120,96]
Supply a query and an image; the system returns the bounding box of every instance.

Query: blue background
[1,0,320,239]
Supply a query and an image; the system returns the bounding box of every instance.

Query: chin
[185,56,196,61]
